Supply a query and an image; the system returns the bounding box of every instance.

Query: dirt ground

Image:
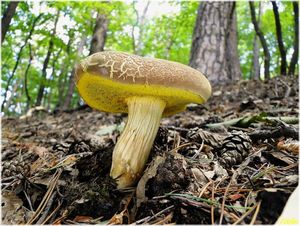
[1,77,299,224]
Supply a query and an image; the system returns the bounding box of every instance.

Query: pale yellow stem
[110,96,166,188]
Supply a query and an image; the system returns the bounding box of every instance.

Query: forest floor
[2,77,299,224]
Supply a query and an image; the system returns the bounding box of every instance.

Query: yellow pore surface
[76,73,205,116]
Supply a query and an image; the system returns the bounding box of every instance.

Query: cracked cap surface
[75,51,211,116]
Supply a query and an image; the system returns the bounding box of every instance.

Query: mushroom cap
[75,51,211,116]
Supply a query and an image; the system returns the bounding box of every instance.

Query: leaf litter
[1,77,298,224]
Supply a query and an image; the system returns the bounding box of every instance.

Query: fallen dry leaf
[136,155,166,208]
[277,141,299,154]
[2,191,26,225]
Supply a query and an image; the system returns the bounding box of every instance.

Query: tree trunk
[189,2,241,84]
[1,14,42,111]
[89,13,108,55]
[61,36,87,110]
[271,1,287,76]
[62,12,108,110]
[44,47,63,110]
[288,2,299,76]
[1,1,19,43]
[24,44,33,111]
[251,2,262,80]
[56,38,73,109]
[249,2,270,80]
[5,79,21,114]
[35,11,60,106]
[132,0,150,55]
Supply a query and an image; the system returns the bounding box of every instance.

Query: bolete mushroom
[75,51,211,188]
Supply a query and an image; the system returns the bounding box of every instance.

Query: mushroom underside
[76,73,205,116]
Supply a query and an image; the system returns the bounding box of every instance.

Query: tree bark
[189,2,241,84]
[44,47,63,110]
[251,2,262,80]
[1,14,42,111]
[24,44,33,111]
[89,13,108,55]
[271,1,287,76]
[56,37,73,108]
[62,12,108,110]
[35,11,60,106]
[288,2,299,76]
[249,1,270,80]
[61,36,87,110]
[1,1,19,43]
[132,0,150,55]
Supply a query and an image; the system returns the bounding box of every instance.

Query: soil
[1,77,299,224]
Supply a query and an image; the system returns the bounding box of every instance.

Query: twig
[278,79,291,98]
[36,191,57,224]
[170,142,195,153]
[23,190,34,211]
[167,193,251,211]
[250,201,261,224]
[136,205,174,224]
[198,180,213,198]
[41,201,61,225]
[192,139,204,159]
[1,175,18,183]
[233,202,258,225]
[249,122,298,142]
[151,212,173,224]
[219,175,233,224]
[211,181,215,224]
[27,169,62,224]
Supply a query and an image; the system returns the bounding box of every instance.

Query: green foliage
[237,1,296,79]
[1,1,297,116]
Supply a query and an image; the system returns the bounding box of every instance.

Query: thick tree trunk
[251,2,262,80]
[89,13,108,55]
[288,2,299,76]
[189,2,241,84]
[271,1,287,76]
[1,14,42,111]
[35,11,60,106]
[1,1,19,43]
[249,2,270,80]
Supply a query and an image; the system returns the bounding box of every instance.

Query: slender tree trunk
[24,44,33,111]
[35,11,60,106]
[271,1,287,76]
[44,47,63,110]
[249,1,270,80]
[5,79,21,114]
[251,2,262,80]
[189,2,241,84]
[61,36,87,110]
[288,2,299,76]
[1,1,19,43]
[56,38,73,108]
[89,13,108,55]
[165,30,174,59]
[132,0,150,55]
[62,12,108,110]
[1,14,42,111]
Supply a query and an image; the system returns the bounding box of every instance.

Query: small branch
[248,123,298,142]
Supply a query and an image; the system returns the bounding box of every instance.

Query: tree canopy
[1,1,298,116]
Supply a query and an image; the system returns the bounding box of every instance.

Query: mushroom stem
[110,96,166,188]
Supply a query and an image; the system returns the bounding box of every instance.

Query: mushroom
[75,51,211,188]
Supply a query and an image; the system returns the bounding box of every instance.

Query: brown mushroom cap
[75,51,211,116]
